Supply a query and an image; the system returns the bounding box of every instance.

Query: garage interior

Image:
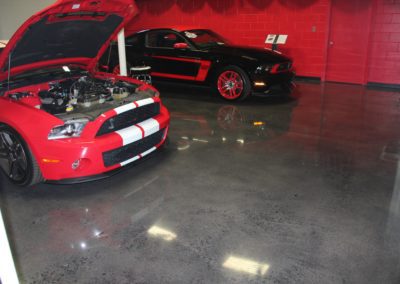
[0,0,400,283]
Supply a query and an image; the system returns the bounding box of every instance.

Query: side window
[125,34,144,51]
[126,34,140,46]
[146,31,185,49]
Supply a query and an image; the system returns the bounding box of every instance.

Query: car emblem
[108,118,115,130]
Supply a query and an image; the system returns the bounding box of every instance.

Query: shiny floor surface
[1,82,400,284]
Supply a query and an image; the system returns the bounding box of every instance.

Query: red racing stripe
[151,55,211,82]
[135,124,145,138]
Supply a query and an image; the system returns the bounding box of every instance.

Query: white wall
[0,0,55,40]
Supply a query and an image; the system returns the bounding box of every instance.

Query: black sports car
[102,28,295,101]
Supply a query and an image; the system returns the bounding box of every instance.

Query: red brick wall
[368,0,400,85]
[127,0,400,85]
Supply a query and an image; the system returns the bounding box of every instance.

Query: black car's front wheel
[216,66,251,101]
[0,125,43,186]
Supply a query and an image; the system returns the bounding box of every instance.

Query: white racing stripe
[137,118,160,137]
[114,99,160,167]
[120,155,140,167]
[119,147,157,167]
[113,98,154,115]
[116,125,142,146]
[141,147,157,157]
[114,103,136,114]
[136,98,154,107]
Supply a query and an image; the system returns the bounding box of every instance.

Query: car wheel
[281,82,294,94]
[0,125,43,186]
[216,66,251,101]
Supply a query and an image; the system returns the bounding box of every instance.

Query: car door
[100,33,146,73]
[124,33,147,66]
[143,30,211,82]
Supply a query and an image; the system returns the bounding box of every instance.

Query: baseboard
[367,82,400,90]
[294,78,400,90]
[294,76,321,83]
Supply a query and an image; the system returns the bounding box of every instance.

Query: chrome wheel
[216,66,251,101]
[217,105,244,130]
[217,71,244,100]
[0,130,29,182]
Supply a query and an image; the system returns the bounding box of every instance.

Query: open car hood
[0,0,137,77]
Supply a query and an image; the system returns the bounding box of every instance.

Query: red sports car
[0,0,170,186]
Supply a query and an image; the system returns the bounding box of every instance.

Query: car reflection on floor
[168,101,295,152]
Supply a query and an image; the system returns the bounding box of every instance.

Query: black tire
[281,82,294,94]
[215,65,252,101]
[0,124,43,186]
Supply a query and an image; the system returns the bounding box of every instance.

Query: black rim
[0,130,28,182]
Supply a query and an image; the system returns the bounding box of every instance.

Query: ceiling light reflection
[223,256,270,276]
[177,144,190,151]
[192,138,209,143]
[148,226,177,241]
[93,229,102,238]
[80,242,87,250]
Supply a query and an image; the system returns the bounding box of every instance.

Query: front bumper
[46,147,162,184]
[37,106,170,181]
[250,71,295,95]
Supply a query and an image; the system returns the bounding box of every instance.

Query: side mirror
[174,42,189,49]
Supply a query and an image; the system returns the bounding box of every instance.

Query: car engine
[38,76,140,115]
[7,75,156,119]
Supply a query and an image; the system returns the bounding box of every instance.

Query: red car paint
[0,0,137,78]
[0,0,170,183]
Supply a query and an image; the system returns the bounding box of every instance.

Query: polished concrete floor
[1,82,400,283]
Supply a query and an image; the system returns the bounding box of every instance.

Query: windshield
[182,29,230,49]
[0,65,88,94]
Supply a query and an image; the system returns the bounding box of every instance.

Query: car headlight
[48,119,89,140]
[264,64,275,72]
[256,64,275,73]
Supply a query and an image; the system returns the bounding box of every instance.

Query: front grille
[97,102,160,137]
[103,128,165,167]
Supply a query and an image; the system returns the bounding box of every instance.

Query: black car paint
[102,28,295,95]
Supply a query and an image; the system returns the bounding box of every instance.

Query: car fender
[0,98,61,163]
[206,55,255,85]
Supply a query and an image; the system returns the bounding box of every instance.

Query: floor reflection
[148,225,177,241]
[223,255,270,276]
[0,82,400,283]
[168,98,294,151]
